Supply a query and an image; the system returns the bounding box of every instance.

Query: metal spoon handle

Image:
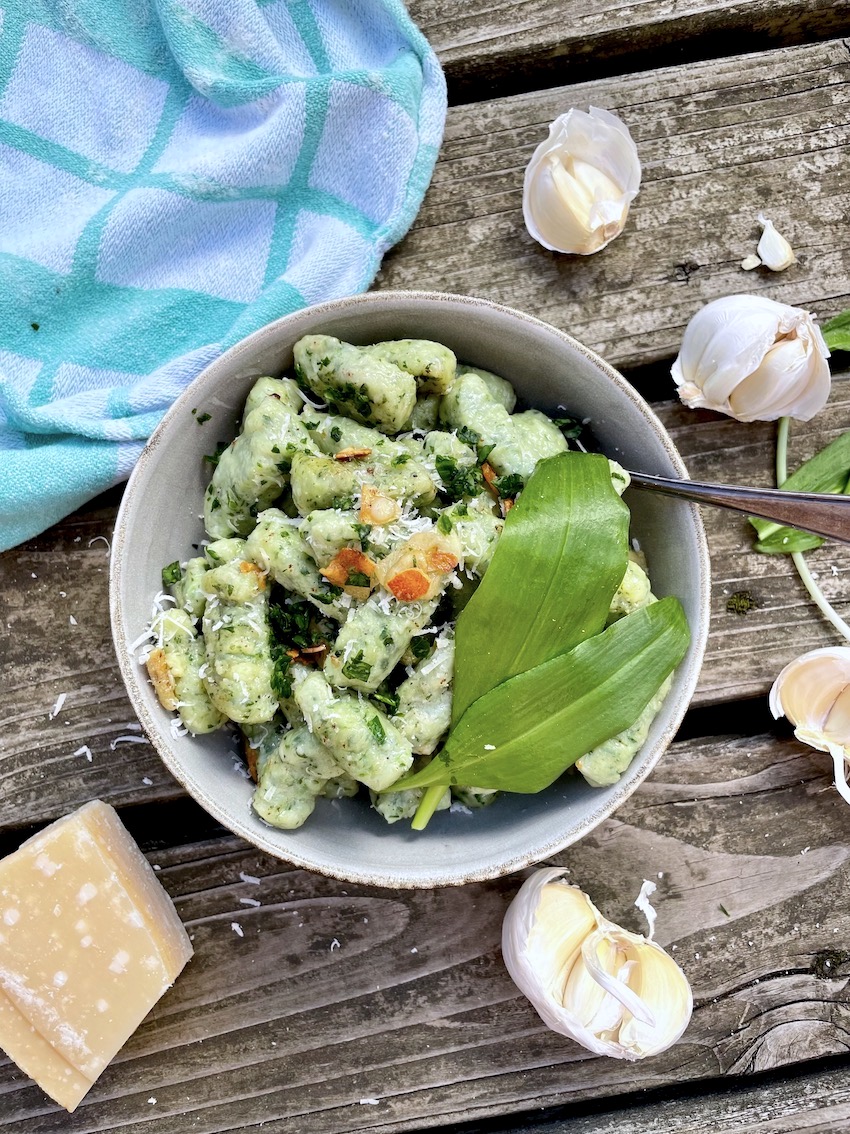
[628,471,850,544]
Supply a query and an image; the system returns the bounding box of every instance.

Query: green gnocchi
[141,330,663,831]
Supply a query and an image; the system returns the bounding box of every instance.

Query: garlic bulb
[770,647,850,805]
[756,213,797,272]
[502,869,692,1060]
[672,294,831,422]
[523,107,641,255]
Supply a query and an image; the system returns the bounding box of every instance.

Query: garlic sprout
[672,294,830,422]
[770,647,850,805]
[502,869,692,1060]
[522,107,641,255]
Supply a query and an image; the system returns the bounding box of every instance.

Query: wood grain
[376,40,850,372]
[408,0,850,102]
[1,728,848,1131]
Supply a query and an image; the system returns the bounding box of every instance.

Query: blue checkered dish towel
[0,0,446,551]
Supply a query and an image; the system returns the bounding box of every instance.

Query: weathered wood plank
[376,40,850,373]
[2,728,849,1131]
[408,0,850,102]
[494,1061,850,1132]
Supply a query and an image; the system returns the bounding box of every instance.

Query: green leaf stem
[750,429,850,553]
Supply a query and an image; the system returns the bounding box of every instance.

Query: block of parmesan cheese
[0,800,192,1111]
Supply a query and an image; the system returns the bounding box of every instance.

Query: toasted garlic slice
[360,485,401,526]
[672,294,830,423]
[770,647,850,805]
[502,869,692,1060]
[376,530,461,603]
[522,107,641,255]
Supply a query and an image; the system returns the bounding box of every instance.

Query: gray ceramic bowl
[110,291,710,888]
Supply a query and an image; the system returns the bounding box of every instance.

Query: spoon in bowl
[628,472,850,544]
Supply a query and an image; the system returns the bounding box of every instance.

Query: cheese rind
[0,801,192,1111]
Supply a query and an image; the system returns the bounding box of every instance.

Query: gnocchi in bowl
[110,292,710,887]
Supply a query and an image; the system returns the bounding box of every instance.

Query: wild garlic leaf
[750,430,850,554]
[452,452,630,723]
[391,598,689,794]
[823,311,850,353]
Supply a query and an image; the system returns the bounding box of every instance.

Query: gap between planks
[407,0,850,105]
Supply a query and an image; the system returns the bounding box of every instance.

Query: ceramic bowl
[110,291,710,888]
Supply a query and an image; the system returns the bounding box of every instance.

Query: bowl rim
[110,289,711,887]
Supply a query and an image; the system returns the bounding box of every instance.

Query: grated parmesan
[48,693,67,720]
[634,879,658,940]
[110,735,151,750]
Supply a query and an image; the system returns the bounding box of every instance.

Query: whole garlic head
[672,294,831,422]
[770,647,850,805]
[502,869,692,1060]
[523,107,641,255]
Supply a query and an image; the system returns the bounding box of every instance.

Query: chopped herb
[269,595,315,649]
[437,513,453,534]
[380,626,395,647]
[30,322,39,331]
[161,561,181,587]
[367,715,386,744]
[453,501,469,517]
[271,445,280,454]
[552,414,584,440]
[435,454,482,502]
[477,442,496,465]
[719,903,730,917]
[354,522,371,550]
[203,441,229,467]
[331,495,355,510]
[342,650,372,682]
[270,644,293,699]
[456,425,481,448]
[726,590,756,615]
[391,453,411,466]
[347,570,371,588]
[195,412,212,425]
[330,426,343,443]
[495,473,524,498]
[371,684,400,714]
[411,636,432,661]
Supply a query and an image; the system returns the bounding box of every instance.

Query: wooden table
[2,4,850,1130]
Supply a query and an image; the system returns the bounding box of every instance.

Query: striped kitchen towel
[0,0,446,550]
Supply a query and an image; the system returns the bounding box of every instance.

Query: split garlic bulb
[522,107,641,255]
[770,647,850,805]
[672,294,831,422]
[502,869,692,1060]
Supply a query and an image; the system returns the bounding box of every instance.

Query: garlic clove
[770,648,850,807]
[524,873,597,1001]
[823,684,850,747]
[757,213,797,271]
[741,254,762,271]
[523,107,641,255]
[502,869,692,1060]
[672,294,831,423]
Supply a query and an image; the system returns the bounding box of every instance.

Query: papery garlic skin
[523,107,641,255]
[770,647,850,805]
[502,869,693,1060]
[757,213,797,272]
[672,294,831,423]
